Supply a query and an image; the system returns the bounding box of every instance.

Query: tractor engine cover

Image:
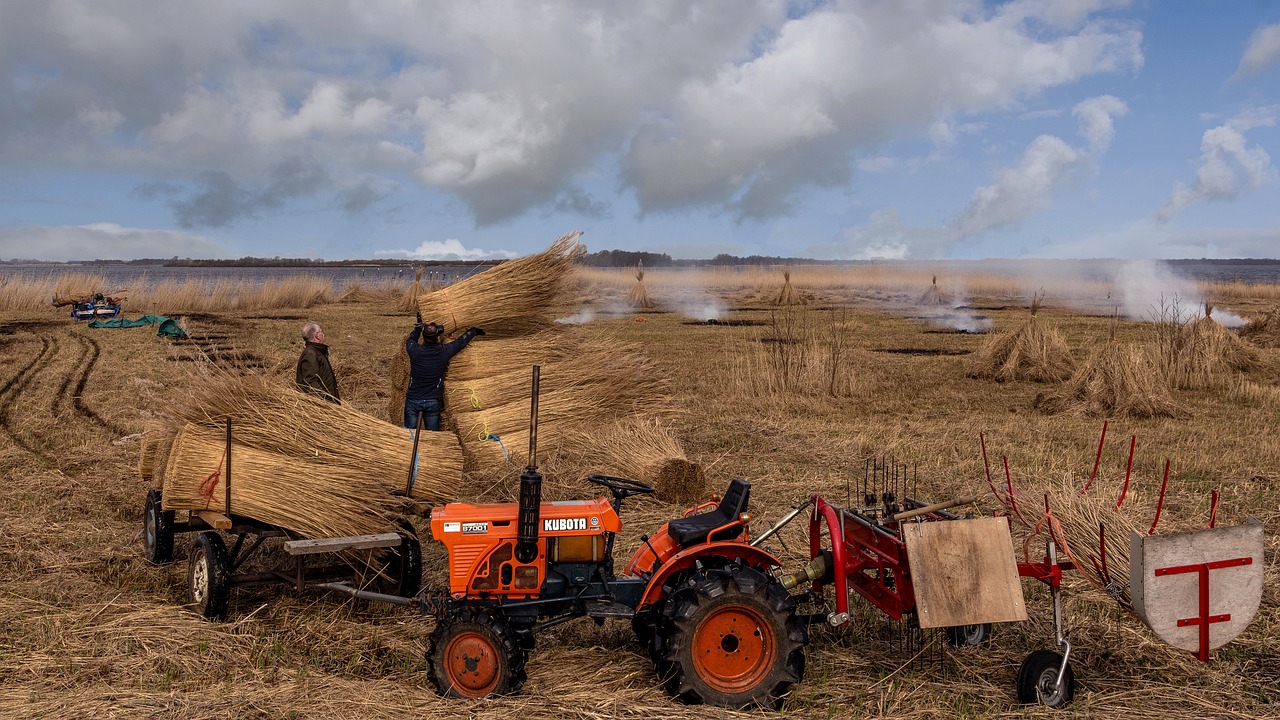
[431,498,620,598]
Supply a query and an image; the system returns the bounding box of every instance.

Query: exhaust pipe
[515,366,542,564]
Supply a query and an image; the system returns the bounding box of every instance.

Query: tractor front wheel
[656,564,807,709]
[427,608,527,699]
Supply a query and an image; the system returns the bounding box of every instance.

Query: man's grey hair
[302,322,321,341]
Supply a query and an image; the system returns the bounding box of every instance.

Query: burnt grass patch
[686,319,768,327]
[874,347,971,356]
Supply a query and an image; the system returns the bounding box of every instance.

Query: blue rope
[487,433,510,463]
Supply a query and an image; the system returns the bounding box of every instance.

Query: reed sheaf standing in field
[295,321,340,403]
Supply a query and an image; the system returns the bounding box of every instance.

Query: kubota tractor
[427,474,807,708]
[424,373,806,709]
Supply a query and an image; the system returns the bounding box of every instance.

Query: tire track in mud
[0,333,56,458]
[66,333,131,436]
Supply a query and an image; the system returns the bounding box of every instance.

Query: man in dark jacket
[295,322,340,403]
[404,322,483,430]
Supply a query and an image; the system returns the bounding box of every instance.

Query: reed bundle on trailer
[1034,339,1186,418]
[444,341,669,416]
[1238,308,1280,348]
[158,374,462,504]
[969,299,1075,382]
[572,418,706,505]
[415,231,585,337]
[162,424,405,538]
[388,343,410,425]
[775,270,804,306]
[398,268,424,312]
[628,267,656,309]
[917,275,948,306]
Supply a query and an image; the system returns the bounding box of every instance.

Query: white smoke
[554,309,596,324]
[1109,259,1246,327]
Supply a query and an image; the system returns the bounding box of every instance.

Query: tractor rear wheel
[656,564,807,709]
[427,608,527,698]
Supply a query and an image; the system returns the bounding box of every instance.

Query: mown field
[1,264,1277,719]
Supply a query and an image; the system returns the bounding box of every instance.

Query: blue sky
[1,1,1278,262]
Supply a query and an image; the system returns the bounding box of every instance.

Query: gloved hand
[471,327,486,336]
[415,310,423,324]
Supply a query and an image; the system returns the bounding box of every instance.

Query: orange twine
[197,447,228,509]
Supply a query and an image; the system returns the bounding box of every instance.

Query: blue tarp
[88,314,187,338]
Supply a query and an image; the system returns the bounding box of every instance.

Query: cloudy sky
[1,1,1278,262]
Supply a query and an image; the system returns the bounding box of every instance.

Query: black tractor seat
[666,479,751,547]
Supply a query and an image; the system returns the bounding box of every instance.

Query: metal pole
[225,418,232,517]
[527,366,540,470]
[405,411,424,497]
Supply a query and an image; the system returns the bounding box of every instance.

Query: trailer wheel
[360,521,422,597]
[188,532,230,621]
[143,489,175,565]
[945,623,992,647]
[656,564,807,709]
[1016,649,1075,708]
[427,608,527,698]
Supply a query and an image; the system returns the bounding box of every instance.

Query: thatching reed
[968,300,1075,382]
[629,267,656,309]
[1034,339,1186,418]
[443,331,583,382]
[398,268,424,312]
[775,270,804,306]
[917,275,948,306]
[153,374,462,508]
[571,418,706,505]
[162,424,405,538]
[1042,486,1144,611]
[415,231,585,337]
[1239,308,1280,348]
[387,344,410,424]
[1156,307,1265,389]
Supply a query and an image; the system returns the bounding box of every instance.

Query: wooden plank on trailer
[195,510,232,530]
[284,532,403,555]
[902,516,1028,629]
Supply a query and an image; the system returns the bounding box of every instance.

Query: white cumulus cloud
[1158,111,1277,221]
[952,135,1087,238]
[373,238,516,261]
[1232,23,1280,80]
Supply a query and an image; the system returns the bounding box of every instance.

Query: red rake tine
[1208,489,1220,529]
[980,432,1003,503]
[1148,459,1170,535]
[1081,419,1108,494]
[1002,455,1032,529]
[1114,434,1136,511]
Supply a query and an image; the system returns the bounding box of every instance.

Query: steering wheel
[587,474,656,500]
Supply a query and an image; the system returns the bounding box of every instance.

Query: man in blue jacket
[404,322,484,430]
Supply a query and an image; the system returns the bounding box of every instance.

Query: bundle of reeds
[628,267,656,309]
[162,424,405,538]
[968,300,1075,382]
[387,344,410,424]
[160,374,462,504]
[443,331,584,382]
[1043,486,1143,610]
[1239,308,1280,348]
[571,418,706,505]
[1034,339,1186,418]
[398,268,424,312]
[775,270,804,306]
[918,275,948,306]
[1169,309,1264,387]
[415,232,585,336]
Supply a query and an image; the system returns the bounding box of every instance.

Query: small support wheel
[188,531,230,620]
[427,608,527,698]
[143,489,175,565]
[1016,649,1075,708]
[656,564,807,709]
[945,623,992,647]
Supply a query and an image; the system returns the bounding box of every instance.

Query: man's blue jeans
[405,398,441,431]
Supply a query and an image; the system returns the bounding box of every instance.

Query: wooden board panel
[195,510,232,530]
[902,516,1027,629]
[283,532,403,555]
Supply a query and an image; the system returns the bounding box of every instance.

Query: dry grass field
[1,264,1277,719]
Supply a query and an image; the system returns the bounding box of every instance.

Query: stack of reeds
[1239,308,1280,348]
[387,344,411,426]
[143,375,463,538]
[570,418,706,505]
[969,299,1075,382]
[629,267,656,309]
[398,269,424,312]
[415,231,585,336]
[775,270,804,306]
[918,276,948,306]
[1034,339,1186,418]
[1167,307,1264,388]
